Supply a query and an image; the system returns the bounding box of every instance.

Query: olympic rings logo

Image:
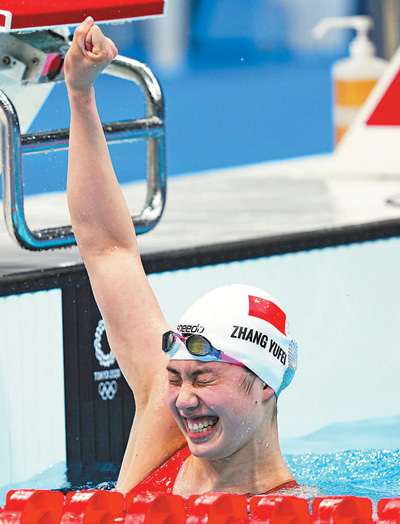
[98,380,118,401]
[94,319,116,368]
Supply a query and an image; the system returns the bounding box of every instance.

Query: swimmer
[64,17,298,497]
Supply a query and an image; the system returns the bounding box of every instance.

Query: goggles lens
[186,335,212,355]
[162,331,244,366]
[162,331,176,352]
[162,331,213,356]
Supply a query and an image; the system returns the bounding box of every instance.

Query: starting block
[0,0,167,250]
[0,0,165,32]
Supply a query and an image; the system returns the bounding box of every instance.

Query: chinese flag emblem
[248,295,286,335]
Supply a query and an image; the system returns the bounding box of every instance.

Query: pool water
[281,414,400,501]
[286,449,400,501]
[2,449,398,508]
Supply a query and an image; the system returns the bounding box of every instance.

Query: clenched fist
[64,17,118,95]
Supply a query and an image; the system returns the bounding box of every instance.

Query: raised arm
[65,18,184,490]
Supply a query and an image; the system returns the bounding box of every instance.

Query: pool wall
[0,290,66,488]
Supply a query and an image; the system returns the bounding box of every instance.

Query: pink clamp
[250,495,311,523]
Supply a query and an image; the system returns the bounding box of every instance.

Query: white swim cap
[171,284,298,396]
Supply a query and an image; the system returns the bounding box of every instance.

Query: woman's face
[166,360,271,460]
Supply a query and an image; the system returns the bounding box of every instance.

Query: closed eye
[168,375,182,386]
[195,376,216,386]
[168,378,182,386]
[191,367,217,386]
[167,366,182,386]
[166,365,219,387]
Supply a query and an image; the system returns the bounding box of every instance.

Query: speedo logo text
[177,324,205,334]
[231,325,287,365]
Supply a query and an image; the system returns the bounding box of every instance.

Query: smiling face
[166,360,275,460]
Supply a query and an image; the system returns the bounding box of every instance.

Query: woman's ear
[261,383,275,400]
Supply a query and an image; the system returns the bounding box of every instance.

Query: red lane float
[0,490,64,524]
[2,490,400,523]
[61,491,124,524]
[378,498,400,524]
[312,496,374,524]
[186,493,249,524]
[250,495,312,523]
[125,492,186,524]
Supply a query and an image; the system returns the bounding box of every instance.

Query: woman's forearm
[65,19,138,258]
[67,87,137,255]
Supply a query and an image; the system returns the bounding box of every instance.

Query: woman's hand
[64,16,118,95]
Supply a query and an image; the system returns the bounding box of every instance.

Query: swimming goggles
[162,331,244,366]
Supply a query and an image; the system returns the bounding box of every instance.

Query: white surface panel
[0,289,66,487]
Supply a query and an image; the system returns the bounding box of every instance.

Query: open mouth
[186,416,219,436]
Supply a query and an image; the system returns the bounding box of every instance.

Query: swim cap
[170,284,298,396]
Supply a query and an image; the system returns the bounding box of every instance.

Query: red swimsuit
[129,445,298,496]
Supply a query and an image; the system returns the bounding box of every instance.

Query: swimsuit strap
[245,479,299,498]
[265,479,299,493]
[128,445,191,494]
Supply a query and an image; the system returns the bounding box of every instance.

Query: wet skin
[166,360,274,462]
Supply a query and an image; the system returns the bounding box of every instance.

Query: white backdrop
[0,289,66,489]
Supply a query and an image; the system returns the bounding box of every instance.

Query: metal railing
[0,54,166,250]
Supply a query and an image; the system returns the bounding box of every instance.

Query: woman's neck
[173,430,294,497]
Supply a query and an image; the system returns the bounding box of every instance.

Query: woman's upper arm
[85,247,171,406]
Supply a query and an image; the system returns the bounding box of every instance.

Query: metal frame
[0,54,166,250]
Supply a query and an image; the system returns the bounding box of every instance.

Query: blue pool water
[283,415,400,501]
[287,449,400,501]
[1,450,399,506]
[1,415,399,506]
